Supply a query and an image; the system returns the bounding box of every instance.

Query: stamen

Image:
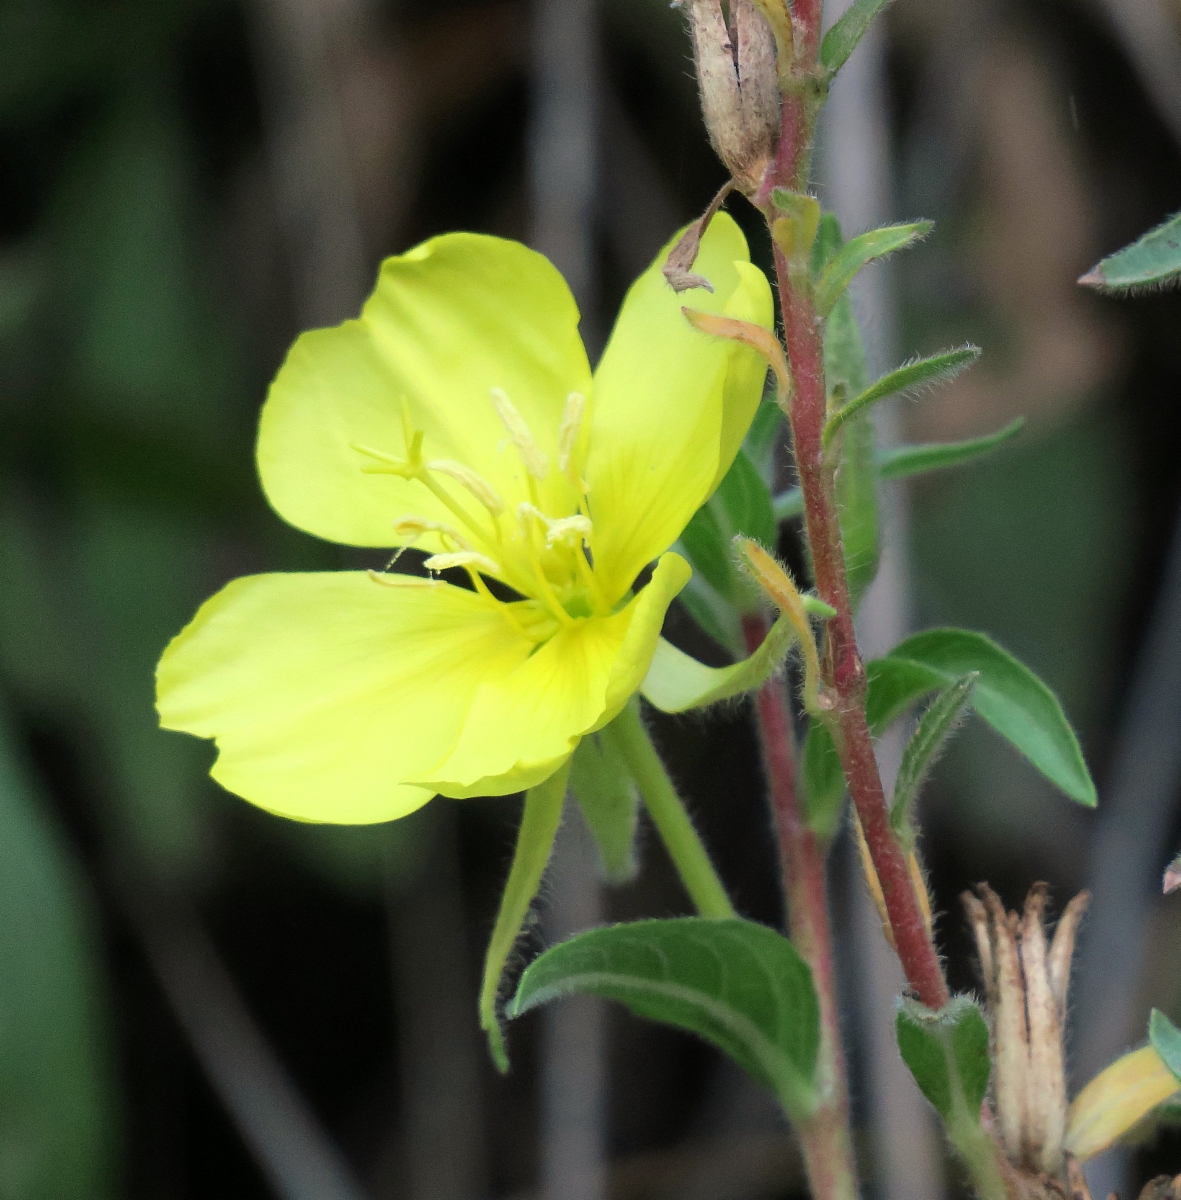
[424,550,501,575]
[393,516,471,546]
[490,387,548,480]
[425,459,506,517]
[557,392,590,491]
[542,514,593,549]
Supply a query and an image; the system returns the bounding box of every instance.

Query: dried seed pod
[680,0,781,194]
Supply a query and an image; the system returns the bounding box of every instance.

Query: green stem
[607,701,736,920]
[478,760,570,1071]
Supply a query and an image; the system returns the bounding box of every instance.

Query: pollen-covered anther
[423,550,501,576]
[556,392,590,491]
[425,459,506,516]
[392,516,472,547]
[543,515,593,549]
[490,387,549,480]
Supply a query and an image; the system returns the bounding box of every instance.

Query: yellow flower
[156,215,772,824]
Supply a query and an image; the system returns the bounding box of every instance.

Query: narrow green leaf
[811,212,844,277]
[823,215,879,608]
[509,917,820,1116]
[878,419,1024,481]
[801,717,845,837]
[641,612,799,714]
[814,221,932,318]
[880,629,1097,806]
[570,733,640,885]
[823,346,981,449]
[1149,1009,1181,1084]
[891,673,977,843]
[1080,210,1181,293]
[897,997,1004,1200]
[479,763,569,1071]
[821,0,896,75]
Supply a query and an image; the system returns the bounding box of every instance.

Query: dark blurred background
[1,0,1179,1197]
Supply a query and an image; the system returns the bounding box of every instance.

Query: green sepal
[814,221,932,318]
[641,611,799,714]
[891,673,977,846]
[801,627,1096,824]
[896,996,1005,1199]
[1080,210,1181,293]
[822,214,879,609]
[508,917,820,1118]
[878,419,1024,481]
[823,345,981,449]
[820,0,896,76]
[569,730,640,886]
[478,762,569,1071]
[1149,1009,1181,1084]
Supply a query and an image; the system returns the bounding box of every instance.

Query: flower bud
[681,0,781,194]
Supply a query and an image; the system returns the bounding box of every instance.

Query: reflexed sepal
[509,917,821,1117]
[478,763,569,1071]
[641,611,797,714]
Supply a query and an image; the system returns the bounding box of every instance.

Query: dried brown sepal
[1047,890,1090,1018]
[1137,1176,1181,1200]
[662,181,734,293]
[963,890,998,1006]
[1022,885,1066,1175]
[1165,856,1180,895]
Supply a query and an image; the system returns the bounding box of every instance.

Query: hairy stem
[744,612,858,1200]
[760,10,949,1010]
[607,701,736,920]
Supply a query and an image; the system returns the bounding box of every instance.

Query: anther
[423,550,501,575]
[542,514,593,549]
[557,392,588,492]
[490,387,548,480]
[392,516,473,549]
[425,459,505,517]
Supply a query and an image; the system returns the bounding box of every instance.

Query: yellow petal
[1065,1045,1181,1161]
[258,234,593,548]
[156,572,532,823]
[586,214,773,600]
[420,553,691,798]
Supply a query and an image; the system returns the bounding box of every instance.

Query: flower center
[353,390,606,638]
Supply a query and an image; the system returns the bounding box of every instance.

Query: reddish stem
[744,612,856,1200]
[760,54,950,1006]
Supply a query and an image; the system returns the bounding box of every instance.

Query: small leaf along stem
[761,3,950,1011]
[743,611,858,1200]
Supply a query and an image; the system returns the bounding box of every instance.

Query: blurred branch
[248,0,371,327]
[122,882,371,1200]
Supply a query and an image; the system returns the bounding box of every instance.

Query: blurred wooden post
[818,5,948,1198]
[529,4,605,1196]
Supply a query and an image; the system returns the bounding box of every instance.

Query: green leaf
[814,221,932,318]
[1080,210,1181,293]
[892,673,977,844]
[1149,1009,1181,1084]
[0,712,117,1199]
[641,613,799,714]
[745,400,784,482]
[479,763,569,1071]
[882,628,1097,806]
[822,216,879,607]
[509,917,820,1116]
[823,346,981,449]
[676,573,744,654]
[878,419,1025,481]
[896,995,991,1120]
[570,732,640,885]
[820,0,896,75]
[801,717,845,837]
[896,997,1004,1199]
[678,449,777,613]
